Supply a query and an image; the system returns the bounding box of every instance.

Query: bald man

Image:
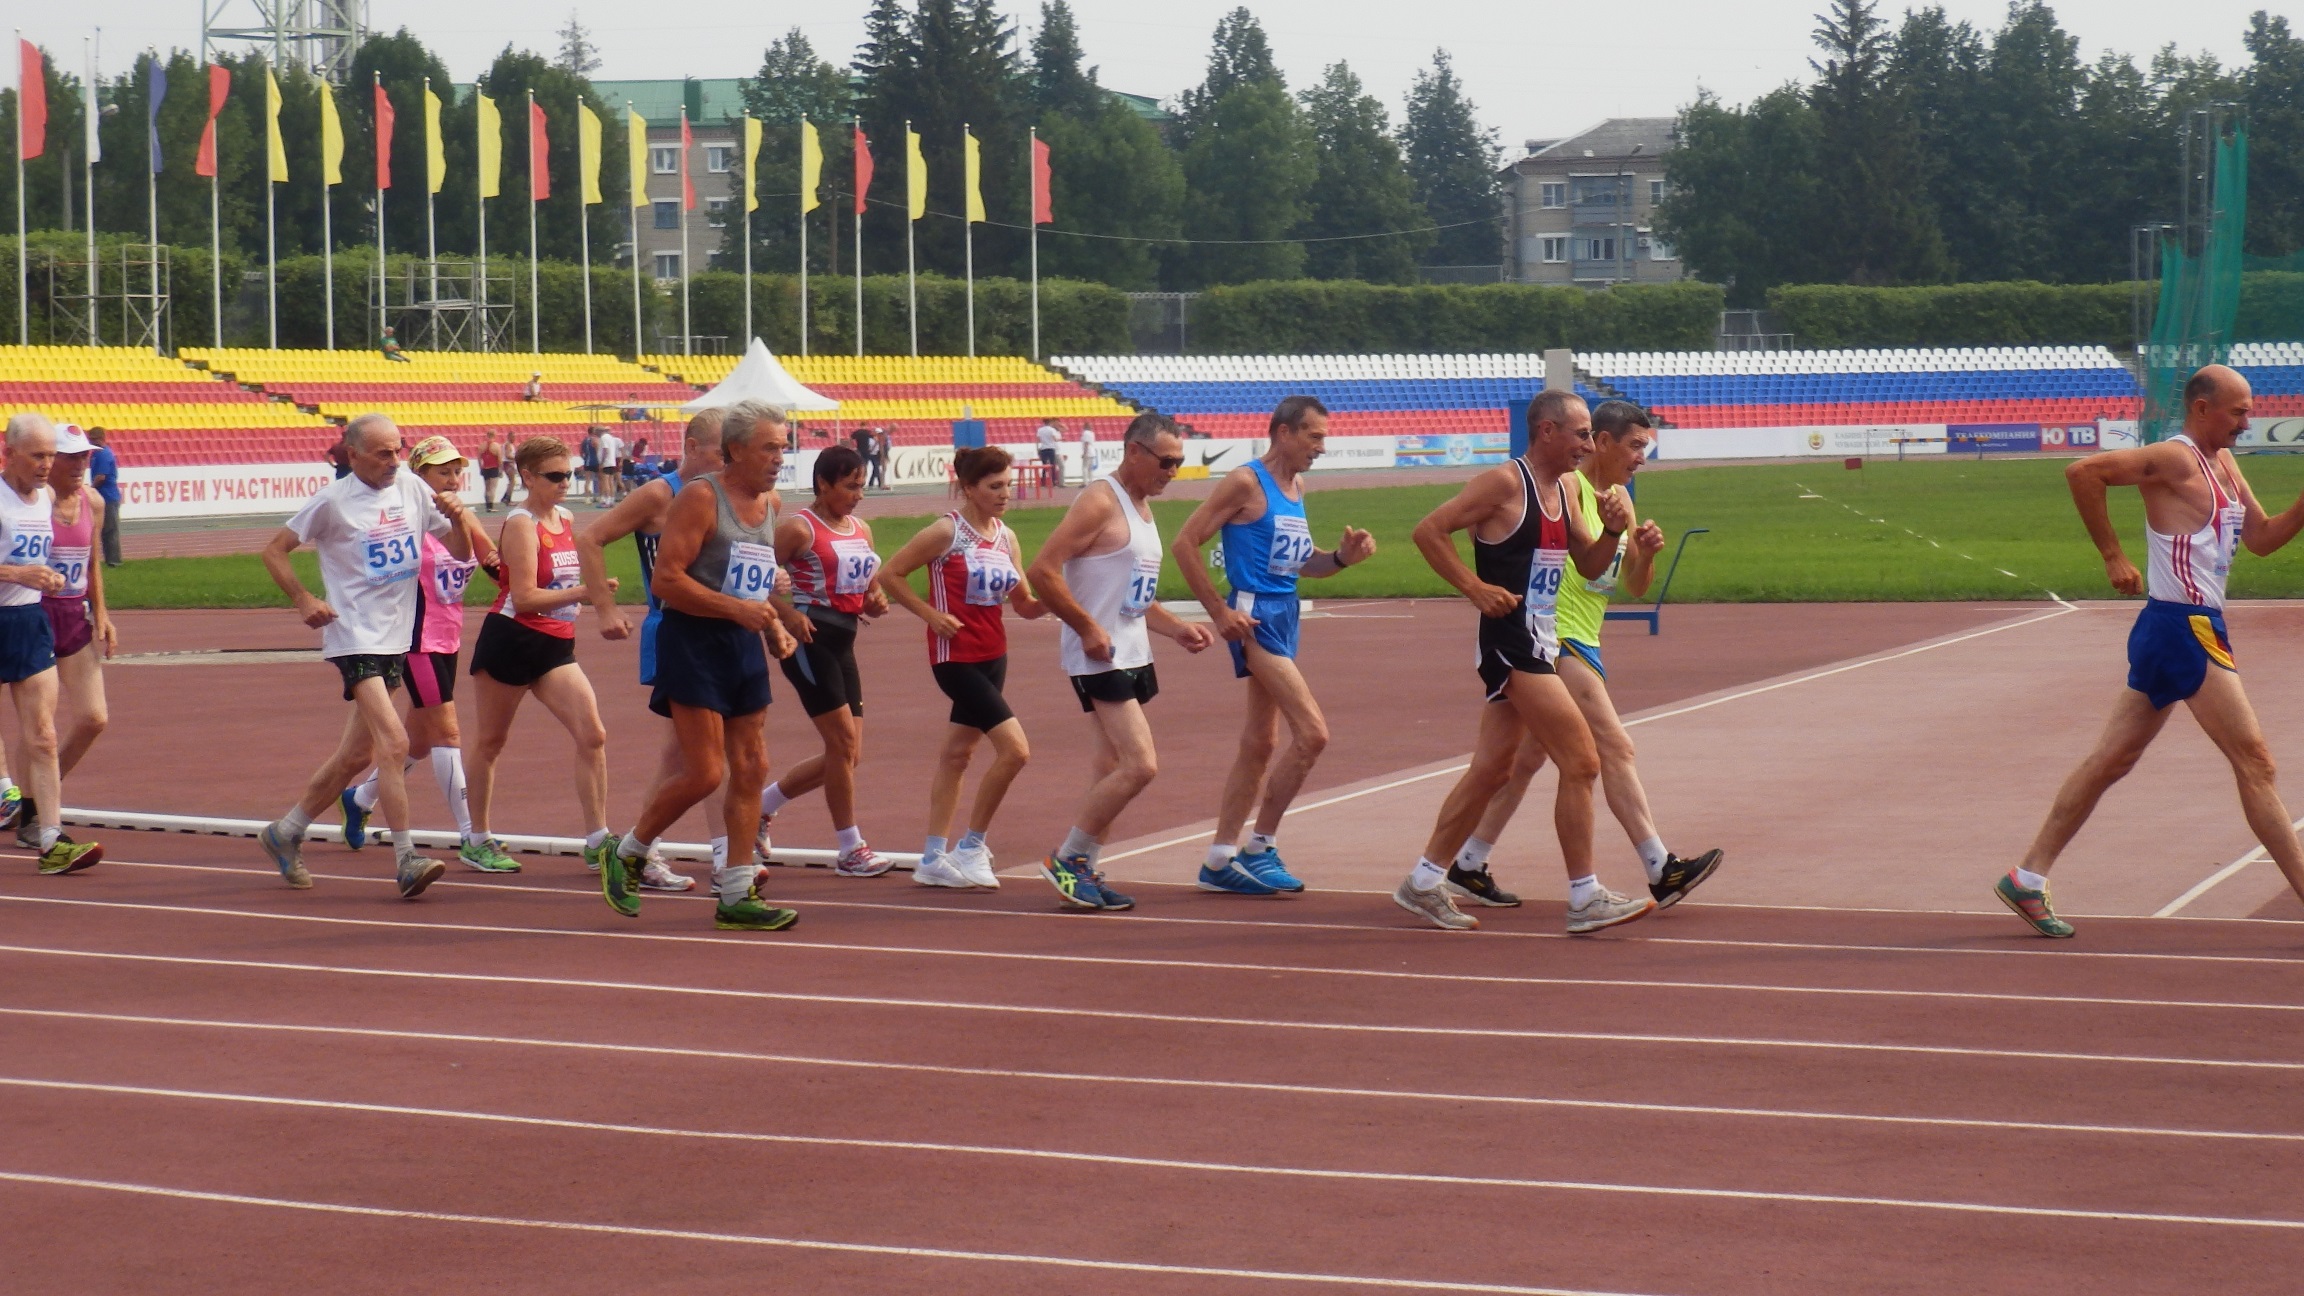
[1998,365,2304,936]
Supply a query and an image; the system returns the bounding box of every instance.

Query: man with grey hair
[0,413,102,875]
[257,413,473,898]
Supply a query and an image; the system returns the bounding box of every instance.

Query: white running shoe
[754,812,774,863]
[1392,876,1478,931]
[1566,886,1656,934]
[640,858,696,892]
[833,843,892,878]
[950,841,1000,889]
[912,852,973,889]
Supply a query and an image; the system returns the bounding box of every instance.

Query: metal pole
[209,173,220,347]
[797,191,807,356]
[678,110,689,356]
[84,37,96,345]
[322,166,334,349]
[148,114,160,354]
[13,114,24,345]
[741,161,751,346]
[527,89,539,354]
[477,157,489,353]
[579,182,592,354]
[905,118,915,357]
[265,177,277,348]
[1029,129,1039,362]
[628,101,641,358]
[853,115,863,358]
[376,181,386,347]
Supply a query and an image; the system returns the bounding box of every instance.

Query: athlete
[757,445,892,877]
[1028,412,1217,911]
[258,413,467,896]
[478,432,505,512]
[1392,390,1647,933]
[335,436,504,868]
[21,424,116,850]
[605,401,801,930]
[1999,364,2304,936]
[1171,395,1375,895]
[577,406,732,892]
[1446,401,1724,911]
[463,436,621,874]
[878,445,1047,889]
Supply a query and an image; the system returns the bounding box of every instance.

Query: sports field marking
[0,1170,1661,1296]
[2153,811,2304,917]
[8,1077,2301,1231]
[1792,482,2073,604]
[2,892,2299,1015]
[2,942,2297,1071]
[14,1006,2300,1145]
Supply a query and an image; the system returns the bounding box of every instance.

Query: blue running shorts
[2127,597,2233,711]
[1226,588,1302,679]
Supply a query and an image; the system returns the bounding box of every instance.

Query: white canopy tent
[679,337,840,414]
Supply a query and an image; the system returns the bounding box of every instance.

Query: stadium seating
[1053,353,1569,438]
[1578,346,2144,427]
[2230,343,2304,416]
[0,344,340,466]
[642,354,1137,446]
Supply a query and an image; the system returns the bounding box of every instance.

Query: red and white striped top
[927,511,1022,664]
[786,509,880,616]
[2146,434,2245,610]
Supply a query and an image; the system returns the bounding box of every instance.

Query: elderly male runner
[1028,412,1215,910]
[1448,401,1723,910]
[1393,390,1650,933]
[1172,395,1374,894]
[579,406,733,890]
[258,414,472,897]
[1998,364,2304,936]
[0,414,101,875]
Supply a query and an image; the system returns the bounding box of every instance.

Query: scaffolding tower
[373,260,514,354]
[45,246,172,352]
[201,0,366,83]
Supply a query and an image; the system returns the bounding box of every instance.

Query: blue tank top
[637,468,684,614]
[1219,459,1313,596]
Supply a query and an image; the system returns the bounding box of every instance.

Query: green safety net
[2141,122,2248,443]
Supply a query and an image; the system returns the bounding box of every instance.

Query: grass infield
[103,455,2304,610]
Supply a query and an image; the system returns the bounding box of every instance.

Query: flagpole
[13,28,28,343]
[83,38,97,346]
[579,175,592,355]
[527,90,539,354]
[741,175,751,347]
[904,119,915,359]
[477,135,489,355]
[147,67,160,355]
[266,172,278,349]
[424,77,437,349]
[322,162,334,350]
[1029,127,1040,363]
[373,73,385,350]
[678,108,690,357]
[627,101,640,357]
[796,119,808,358]
[853,118,863,359]
[209,172,220,347]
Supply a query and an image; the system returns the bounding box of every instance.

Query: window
[1649,236,1678,262]
[1581,237,1617,262]
[1649,179,1666,206]
[705,145,734,174]
[1570,177,1620,207]
[705,196,729,228]
[1541,237,1567,264]
[1539,182,1566,209]
[651,200,680,230]
[650,145,679,175]
[652,252,682,279]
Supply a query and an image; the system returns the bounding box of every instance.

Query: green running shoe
[714,897,800,931]
[597,837,640,917]
[457,837,521,873]
[1038,853,1108,910]
[1994,871,2074,938]
[36,835,101,876]
[0,784,24,832]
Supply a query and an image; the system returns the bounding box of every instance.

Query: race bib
[1121,556,1161,618]
[721,541,779,602]
[1267,514,1316,577]
[48,543,89,598]
[1525,550,1566,627]
[831,536,880,595]
[2214,505,2244,579]
[429,554,477,606]
[546,546,583,621]
[1583,533,1627,595]
[962,544,1020,607]
[362,513,419,586]
[7,517,53,569]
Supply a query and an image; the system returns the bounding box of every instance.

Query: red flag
[1031,135,1053,225]
[194,63,228,178]
[373,82,395,190]
[679,111,695,211]
[853,125,872,216]
[16,40,45,160]
[529,99,550,201]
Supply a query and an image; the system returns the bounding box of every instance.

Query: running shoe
[1234,847,1305,893]
[1994,871,2074,938]
[833,844,892,878]
[14,799,41,850]
[457,837,521,873]
[339,788,369,851]
[260,821,312,889]
[754,812,774,863]
[1039,853,1108,910]
[582,834,623,877]
[599,841,641,918]
[715,896,800,931]
[35,835,100,876]
[395,853,446,899]
[1197,858,1279,896]
[1444,864,1522,908]
[1566,886,1655,934]
[0,784,23,832]
[1649,848,1724,910]
[640,858,697,892]
[913,851,974,889]
[1392,876,1478,930]
[1089,868,1134,911]
[950,842,1000,889]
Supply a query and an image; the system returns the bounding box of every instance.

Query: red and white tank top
[787,508,880,616]
[44,488,95,604]
[927,511,1021,664]
[491,506,580,639]
[2146,435,2245,611]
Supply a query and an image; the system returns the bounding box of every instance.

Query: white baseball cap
[52,423,92,454]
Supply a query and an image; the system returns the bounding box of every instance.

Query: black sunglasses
[535,470,572,484]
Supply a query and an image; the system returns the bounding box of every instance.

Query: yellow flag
[264,67,288,183]
[796,119,819,215]
[577,103,602,205]
[626,108,649,210]
[317,81,343,186]
[905,125,926,221]
[423,80,445,195]
[475,91,501,200]
[962,127,984,223]
[745,118,765,214]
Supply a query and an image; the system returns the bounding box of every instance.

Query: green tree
[472,47,629,266]
[1296,62,1427,282]
[1029,0,1100,116]
[1025,1,1182,290]
[1656,87,1826,305]
[556,11,603,77]
[2246,11,2304,255]
[1398,49,1502,269]
[348,31,464,259]
[1884,8,1985,276]
[726,30,856,285]
[1173,6,1280,149]
[1171,9,1311,286]
[1806,0,1949,283]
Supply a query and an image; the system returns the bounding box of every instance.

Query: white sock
[759,782,791,815]
[1634,836,1669,882]
[835,825,864,854]
[714,862,759,905]
[351,770,382,813]
[37,825,59,851]
[617,831,650,861]
[1409,857,1447,892]
[2015,866,2049,891]
[924,835,948,860]
[1568,874,1601,907]
[280,806,314,838]
[1246,831,1277,856]
[1059,826,1098,862]
[711,836,728,872]
[432,748,470,836]
[0,776,15,794]
[1205,843,1237,871]
[391,829,416,856]
[1454,837,1494,871]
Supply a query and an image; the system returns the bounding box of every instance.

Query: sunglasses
[1152,454,1186,470]
[534,470,572,484]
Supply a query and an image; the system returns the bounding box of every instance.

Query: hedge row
[1,234,249,349]
[1770,275,2304,348]
[1188,280,1723,353]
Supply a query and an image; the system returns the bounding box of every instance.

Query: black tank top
[1473,458,1569,618]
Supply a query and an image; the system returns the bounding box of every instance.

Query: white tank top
[0,480,54,609]
[2146,434,2245,610]
[1058,475,1163,676]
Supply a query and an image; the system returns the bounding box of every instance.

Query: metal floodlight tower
[201,0,368,83]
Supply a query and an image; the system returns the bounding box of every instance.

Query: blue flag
[147,57,167,173]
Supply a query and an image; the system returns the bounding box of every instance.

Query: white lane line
[0,893,2294,1015]
[0,943,2294,1071]
[10,1076,2301,1231]
[2154,813,2304,917]
[0,1170,1661,1296]
[15,1006,2301,1146]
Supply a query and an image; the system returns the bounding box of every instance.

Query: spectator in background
[596,426,625,505]
[580,427,603,500]
[86,428,121,568]
[523,372,545,402]
[849,424,873,465]
[380,326,411,362]
[1036,417,1061,481]
[869,427,891,490]
[1078,422,1097,485]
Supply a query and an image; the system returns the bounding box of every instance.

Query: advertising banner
[1396,433,1511,468]
[121,461,342,519]
[1947,424,2042,454]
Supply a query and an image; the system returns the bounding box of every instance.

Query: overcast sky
[33,1,2270,146]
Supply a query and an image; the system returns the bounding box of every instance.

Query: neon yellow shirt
[1556,470,1627,648]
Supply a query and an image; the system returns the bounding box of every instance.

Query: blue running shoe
[1234,848,1304,893]
[339,788,369,851]
[1039,853,1108,910]
[1089,869,1134,912]
[1197,859,1278,896]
